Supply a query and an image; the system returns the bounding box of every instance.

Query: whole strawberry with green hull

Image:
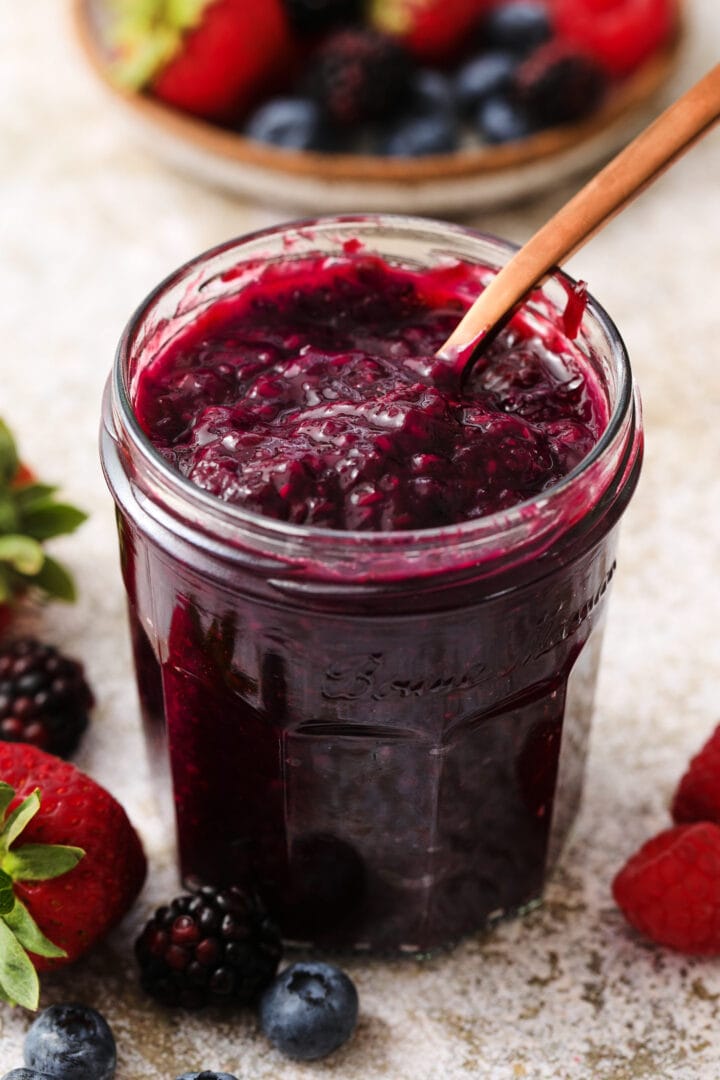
[110,0,296,122]
[0,743,146,1009]
[0,419,86,637]
[369,0,492,65]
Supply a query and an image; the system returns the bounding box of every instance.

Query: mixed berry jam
[135,253,605,531]
[109,233,639,953]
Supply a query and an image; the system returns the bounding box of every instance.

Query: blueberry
[481,2,553,55]
[259,962,358,1061]
[454,52,517,115]
[24,1005,116,1080]
[175,1073,238,1080]
[379,112,459,156]
[476,95,534,143]
[408,69,455,117]
[2,1071,55,1080]
[244,98,342,152]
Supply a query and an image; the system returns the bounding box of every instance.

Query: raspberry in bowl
[101,215,642,953]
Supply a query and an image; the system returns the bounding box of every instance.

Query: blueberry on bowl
[476,96,534,144]
[454,52,518,115]
[480,1,553,55]
[376,69,460,157]
[244,97,344,151]
[260,961,359,1061]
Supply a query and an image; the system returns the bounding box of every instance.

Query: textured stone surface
[1,3,720,1077]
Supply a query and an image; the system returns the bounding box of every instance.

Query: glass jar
[101,215,642,954]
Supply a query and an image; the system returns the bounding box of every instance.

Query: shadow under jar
[101,215,642,954]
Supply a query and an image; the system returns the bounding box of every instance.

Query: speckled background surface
[1,4,720,1077]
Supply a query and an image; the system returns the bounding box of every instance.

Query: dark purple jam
[115,245,636,954]
[135,254,605,530]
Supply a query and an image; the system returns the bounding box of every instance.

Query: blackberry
[0,638,93,758]
[308,29,413,126]
[518,44,608,126]
[135,883,282,1009]
[283,0,362,35]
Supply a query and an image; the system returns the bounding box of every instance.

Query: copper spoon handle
[438,62,720,369]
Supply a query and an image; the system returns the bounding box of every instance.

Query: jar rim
[108,214,639,579]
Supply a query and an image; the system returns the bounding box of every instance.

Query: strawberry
[612,822,720,955]
[368,0,492,65]
[671,723,720,826]
[0,419,87,637]
[109,0,295,122]
[0,743,146,1008]
[551,0,679,78]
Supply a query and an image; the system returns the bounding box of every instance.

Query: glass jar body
[102,216,642,953]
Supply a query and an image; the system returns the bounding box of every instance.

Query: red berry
[551,0,678,77]
[370,0,493,65]
[612,822,720,954]
[111,0,296,122]
[671,723,720,826]
[0,743,146,973]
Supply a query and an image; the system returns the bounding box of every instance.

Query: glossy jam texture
[134,254,606,531]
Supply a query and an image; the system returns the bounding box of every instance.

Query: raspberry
[551,0,678,78]
[612,823,720,954]
[0,638,94,758]
[135,883,282,1009]
[308,29,413,126]
[671,723,720,825]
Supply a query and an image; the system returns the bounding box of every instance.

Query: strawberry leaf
[11,483,58,508]
[30,555,77,602]
[0,789,41,856]
[20,502,88,541]
[0,494,19,534]
[3,897,67,960]
[3,842,84,882]
[0,420,19,488]
[0,869,14,915]
[0,784,15,821]
[0,916,39,1009]
[0,535,44,576]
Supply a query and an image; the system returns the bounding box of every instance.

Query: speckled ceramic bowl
[73,0,685,213]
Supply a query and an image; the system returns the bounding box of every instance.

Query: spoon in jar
[436,62,720,383]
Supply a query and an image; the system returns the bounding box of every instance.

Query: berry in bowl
[101,215,642,953]
[76,0,683,211]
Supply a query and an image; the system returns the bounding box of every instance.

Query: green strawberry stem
[0,782,84,1009]
[0,418,87,612]
[108,0,211,89]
